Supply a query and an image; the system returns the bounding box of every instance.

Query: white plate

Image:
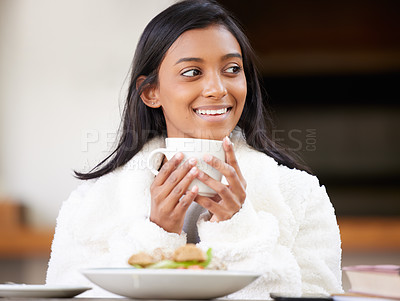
[0,284,91,298]
[81,268,261,299]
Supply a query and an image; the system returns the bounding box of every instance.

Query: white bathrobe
[46,131,343,298]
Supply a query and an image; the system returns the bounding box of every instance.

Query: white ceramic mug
[147,138,225,197]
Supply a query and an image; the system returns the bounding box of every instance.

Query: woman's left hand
[195,136,247,222]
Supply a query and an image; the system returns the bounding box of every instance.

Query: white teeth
[195,108,228,115]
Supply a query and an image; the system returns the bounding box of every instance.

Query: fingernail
[188,157,197,165]
[191,185,198,193]
[175,152,183,160]
[203,154,212,162]
[190,166,198,174]
[224,136,232,145]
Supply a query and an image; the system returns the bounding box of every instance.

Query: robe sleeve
[291,183,343,295]
[196,167,343,299]
[46,177,186,297]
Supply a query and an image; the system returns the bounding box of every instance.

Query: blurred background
[0,0,399,291]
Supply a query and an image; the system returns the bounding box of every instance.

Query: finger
[164,165,199,211]
[174,185,198,216]
[202,154,245,197]
[223,136,246,186]
[152,152,184,186]
[196,169,236,202]
[161,158,198,201]
[195,195,233,221]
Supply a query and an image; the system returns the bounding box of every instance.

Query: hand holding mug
[195,136,247,222]
[147,138,226,233]
[148,152,199,234]
[148,138,225,197]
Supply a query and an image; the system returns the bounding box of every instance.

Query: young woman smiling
[46,0,343,298]
[140,24,247,140]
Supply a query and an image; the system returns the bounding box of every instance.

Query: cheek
[233,78,247,105]
[159,80,196,105]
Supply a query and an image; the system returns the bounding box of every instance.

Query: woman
[47,0,343,298]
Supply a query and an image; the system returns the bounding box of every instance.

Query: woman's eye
[225,65,242,74]
[181,69,201,77]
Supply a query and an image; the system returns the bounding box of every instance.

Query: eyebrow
[222,53,242,61]
[175,57,203,65]
[174,52,242,65]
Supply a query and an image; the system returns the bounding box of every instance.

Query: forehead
[163,25,242,62]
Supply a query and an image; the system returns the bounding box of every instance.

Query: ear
[136,75,161,108]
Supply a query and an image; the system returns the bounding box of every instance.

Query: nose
[202,72,228,99]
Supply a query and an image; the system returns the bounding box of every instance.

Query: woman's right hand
[149,152,199,234]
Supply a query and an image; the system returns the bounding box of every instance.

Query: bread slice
[172,244,206,262]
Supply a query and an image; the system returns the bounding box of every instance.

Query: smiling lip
[193,105,232,122]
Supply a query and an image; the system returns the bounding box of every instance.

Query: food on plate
[126,252,155,267]
[128,244,225,270]
[173,244,207,262]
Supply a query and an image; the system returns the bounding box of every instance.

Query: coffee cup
[147,138,225,197]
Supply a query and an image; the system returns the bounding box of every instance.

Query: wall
[0,0,175,227]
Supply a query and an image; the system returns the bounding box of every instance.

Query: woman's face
[153,25,247,140]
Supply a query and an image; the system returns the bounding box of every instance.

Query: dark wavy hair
[76,0,309,180]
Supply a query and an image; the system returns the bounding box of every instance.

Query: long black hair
[76,0,309,180]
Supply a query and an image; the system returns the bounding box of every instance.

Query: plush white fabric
[46,131,343,299]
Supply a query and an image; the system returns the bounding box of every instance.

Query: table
[0,299,241,301]
[0,299,126,301]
